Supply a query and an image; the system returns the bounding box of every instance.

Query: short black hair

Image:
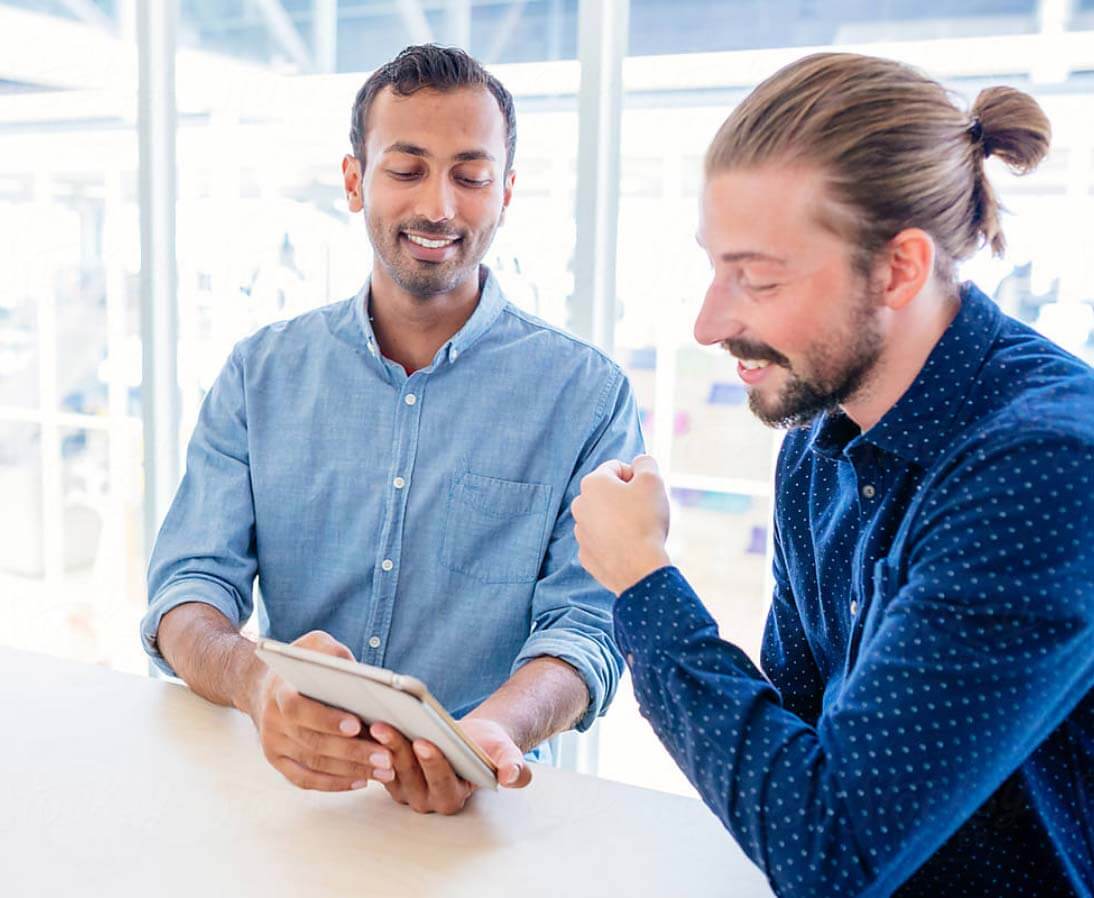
[349,44,517,173]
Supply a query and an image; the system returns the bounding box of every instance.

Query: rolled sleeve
[511,366,645,731]
[140,577,246,676]
[140,346,258,676]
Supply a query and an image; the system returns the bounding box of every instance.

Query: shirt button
[626,652,635,666]
[368,636,381,649]
[404,394,417,406]
[862,484,876,499]
[393,476,406,489]
[850,600,859,616]
[450,348,460,361]
[381,559,394,572]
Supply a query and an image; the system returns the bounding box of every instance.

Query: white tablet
[254,638,498,790]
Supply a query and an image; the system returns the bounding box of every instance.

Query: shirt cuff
[140,578,244,677]
[615,564,766,682]
[511,633,615,732]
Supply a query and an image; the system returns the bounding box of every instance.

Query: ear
[342,154,364,214]
[499,169,516,225]
[879,227,934,310]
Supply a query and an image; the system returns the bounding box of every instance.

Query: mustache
[720,338,790,367]
[398,218,464,239]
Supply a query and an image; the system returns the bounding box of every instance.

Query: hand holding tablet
[254,636,499,790]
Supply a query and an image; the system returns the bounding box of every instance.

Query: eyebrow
[383,142,496,164]
[719,251,787,265]
[694,234,786,265]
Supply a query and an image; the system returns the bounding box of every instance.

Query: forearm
[466,656,590,753]
[156,602,265,717]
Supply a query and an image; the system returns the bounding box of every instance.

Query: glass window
[173,2,580,440]
[0,1,144,671]
[628,0,1040,57]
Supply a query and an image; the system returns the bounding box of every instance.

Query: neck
[368,265,483,373]
[842,283,961,433]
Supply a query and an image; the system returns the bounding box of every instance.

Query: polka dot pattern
[615,283,1094,897]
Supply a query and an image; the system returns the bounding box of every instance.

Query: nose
[693,279,743,346]
[415,174,456,225]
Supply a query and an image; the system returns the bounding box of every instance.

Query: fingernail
[414,743,434,760]
[503,765,520,785]
[372,728,390,745]
[369,752,391,769]
[340,718,359,736]
[351,780,368,790]
[374,768,395,783]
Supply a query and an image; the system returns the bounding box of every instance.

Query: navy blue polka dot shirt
[615,283,1094,897]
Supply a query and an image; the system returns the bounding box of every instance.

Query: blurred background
[1,0,1092,797]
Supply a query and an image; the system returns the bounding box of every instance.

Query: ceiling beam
[58,0,115,32]
[397,0,433,44]
[483,0,526,64]
[249,0,313,70]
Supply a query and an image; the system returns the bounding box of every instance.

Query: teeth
[740,359,771,370]
[405,233,457,249]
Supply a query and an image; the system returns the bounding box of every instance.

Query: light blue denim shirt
[141,268,643,754]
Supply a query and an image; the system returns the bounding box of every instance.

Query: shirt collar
[807,282,1003,467]
[351,265,507,369]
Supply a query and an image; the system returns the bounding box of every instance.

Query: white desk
[0,648,774,897]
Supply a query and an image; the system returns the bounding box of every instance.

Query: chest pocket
[442,472,552,584]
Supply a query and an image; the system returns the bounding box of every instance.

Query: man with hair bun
[574,53,1092,896]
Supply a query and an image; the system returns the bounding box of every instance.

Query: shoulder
[492,303,631,415]
[968,312,1094,443]
[497,303,624,375]
[231,298,356,364]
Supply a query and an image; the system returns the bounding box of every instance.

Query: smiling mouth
[403,232,460,249]
[737,358,773,370]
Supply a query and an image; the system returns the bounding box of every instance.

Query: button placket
[364,376,425,665]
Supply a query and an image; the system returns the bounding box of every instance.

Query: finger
[289,724,388,765]
[486,741,531,789]
[380,777,407,806]
[284,726,384,777]
[594,459,632,481]
[371,723,427,805]
[294,630,356,661]
[413,740,473,814]
[275,682,362,737]
[503,763,532,789]
[270,755,369,792]
[630,453,661,479]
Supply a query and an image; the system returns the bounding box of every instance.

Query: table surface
[0,647,774,898]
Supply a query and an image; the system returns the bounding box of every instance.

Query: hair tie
[967,117,989,157]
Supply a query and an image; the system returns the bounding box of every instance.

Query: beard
[365,210,500,299]
[726,279,884,430]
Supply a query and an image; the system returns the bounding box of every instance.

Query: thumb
[489,741,531,789]
[296,630,355,661]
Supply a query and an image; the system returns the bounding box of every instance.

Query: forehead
[365,85,507,158]
[700,164,846,259]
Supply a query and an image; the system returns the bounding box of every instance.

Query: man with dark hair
[142,45,642,816]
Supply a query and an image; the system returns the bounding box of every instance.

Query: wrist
[232,641,266,719]
[619,548,672,595]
